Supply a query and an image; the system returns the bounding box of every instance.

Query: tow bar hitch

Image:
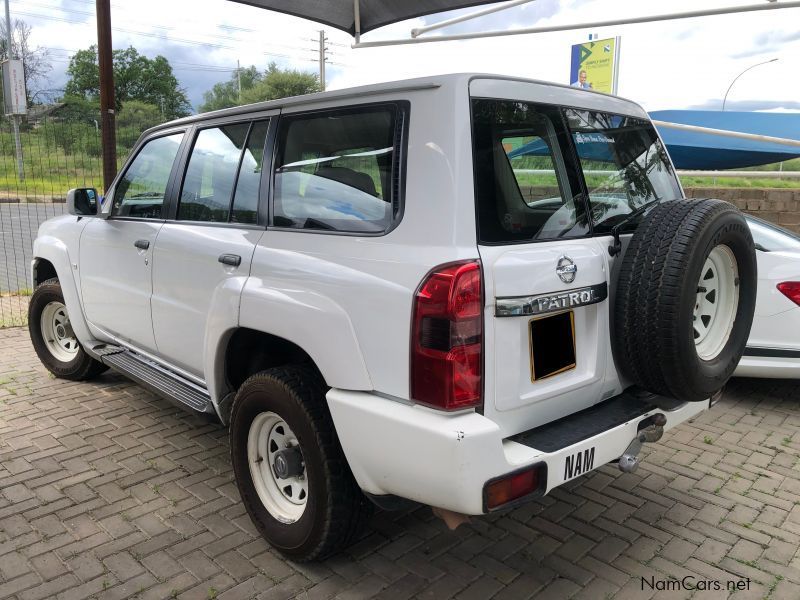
[618,413,667,473]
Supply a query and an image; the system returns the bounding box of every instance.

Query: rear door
[471,94,614,438]
[150,117,274,377]
[470,80,684,438]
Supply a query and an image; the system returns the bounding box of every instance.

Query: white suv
[29,74,757,561]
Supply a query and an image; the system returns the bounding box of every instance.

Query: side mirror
[66,188,99,217]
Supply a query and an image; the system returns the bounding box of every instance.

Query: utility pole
[96,0,117,193]
[4,0,23,182]
[318,30,326,91]
[237,59,242,103]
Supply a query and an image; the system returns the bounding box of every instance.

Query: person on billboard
[571,70,593,89]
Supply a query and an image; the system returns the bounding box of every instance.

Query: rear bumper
[328,389,708,515]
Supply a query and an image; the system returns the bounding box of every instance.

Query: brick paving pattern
[1,325,800,599]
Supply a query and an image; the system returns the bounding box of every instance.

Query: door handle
[134,239,150,250]
[218,254,241,267]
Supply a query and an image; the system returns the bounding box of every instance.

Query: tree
[64,45,191,119]
[0,19,51,104]
[199,65,262,113]
[200,63,321,113]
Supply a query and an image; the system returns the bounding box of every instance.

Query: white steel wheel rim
[247,411,307,524]
[694,244,739,361]
[40,301,79,362]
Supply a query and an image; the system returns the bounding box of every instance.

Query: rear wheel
[614,199,756,402]
[230,366,370,561]
[28,278,108,380]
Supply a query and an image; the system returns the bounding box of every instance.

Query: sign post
[3,0,24,181]
[569,36,621,95]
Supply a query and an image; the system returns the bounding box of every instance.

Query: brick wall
[684,188,800,234]
[518,187,800,234]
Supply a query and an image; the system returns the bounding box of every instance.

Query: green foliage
[116,101,163,149]
[200,62,321,113]
[241,63,321,104]
[199,65,262,113]
[64,45,191,119]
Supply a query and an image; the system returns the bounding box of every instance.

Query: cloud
[17,0,800,113]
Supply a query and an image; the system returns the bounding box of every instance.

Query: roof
[145,73,649,141]
[227,0,508,36]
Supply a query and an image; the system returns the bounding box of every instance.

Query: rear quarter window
[272,104,406,234]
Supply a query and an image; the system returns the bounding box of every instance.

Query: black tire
[28,278,108,381]
[229,366,371,561]
[613,199,756,402]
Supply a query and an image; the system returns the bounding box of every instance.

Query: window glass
[179,123,250,222]
[472,99,587,244]
[565,110,682,235]
[112,133,184,219]
[231,121,269,224]
[273,107,398,233]
[747,217,800,252]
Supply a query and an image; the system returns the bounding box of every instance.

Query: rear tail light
[411,260,483,410]
[778,282,800,306]
[484,465,545,510]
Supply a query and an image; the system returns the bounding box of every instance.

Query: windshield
[471,99,682,244]
[747,216,800,252]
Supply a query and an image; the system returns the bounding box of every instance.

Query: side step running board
[92,344,216,418]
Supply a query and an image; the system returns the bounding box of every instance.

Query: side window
[273,105,400,233]
[231,121,269,224]
[178,123,250,222]
[112,133,184,219]
[503,136,562,205]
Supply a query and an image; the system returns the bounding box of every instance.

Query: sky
[14,0,800,113]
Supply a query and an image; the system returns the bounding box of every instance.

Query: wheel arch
[31,236,93,343]
[211,326,372,425]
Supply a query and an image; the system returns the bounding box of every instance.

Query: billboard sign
[3,60,27,116]
[569,37,620,95]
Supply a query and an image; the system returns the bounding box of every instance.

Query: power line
[16,9,319,63]
[14,0,319,54]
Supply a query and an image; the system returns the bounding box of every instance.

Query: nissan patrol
[29,74,757,560]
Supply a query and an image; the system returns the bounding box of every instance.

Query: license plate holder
[529,310,576,382]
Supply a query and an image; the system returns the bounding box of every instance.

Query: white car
[735,216,800,378]
[28,74,758,561]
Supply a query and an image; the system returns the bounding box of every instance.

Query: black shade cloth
[228,0,508,35]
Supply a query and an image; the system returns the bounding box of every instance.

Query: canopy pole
[353,0,361,43]
[652,120,800,149]
[352,0,800,48]
[411,0,537,38]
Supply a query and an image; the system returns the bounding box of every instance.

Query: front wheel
[28,278,108,380]
[229,367,370,561]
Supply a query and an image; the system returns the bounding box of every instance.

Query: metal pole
[318,30,326,91]
[4,0,23,181]
[237,59,241,103]
[722,58,778,111]
[96,0,116,193]
[352,0,800,48]
[411,0,537,37]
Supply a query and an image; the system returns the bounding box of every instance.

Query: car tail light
[778,282,800,306]
[484,466,544,510]
[411,260,482,410]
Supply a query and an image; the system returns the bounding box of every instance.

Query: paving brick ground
[2,326,800,599]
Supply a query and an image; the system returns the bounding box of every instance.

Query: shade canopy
[227,0,507,36]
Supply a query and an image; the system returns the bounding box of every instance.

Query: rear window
[472,99,588,244]
[472,99,682,244]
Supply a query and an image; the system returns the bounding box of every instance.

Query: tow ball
[618,413,667,473]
